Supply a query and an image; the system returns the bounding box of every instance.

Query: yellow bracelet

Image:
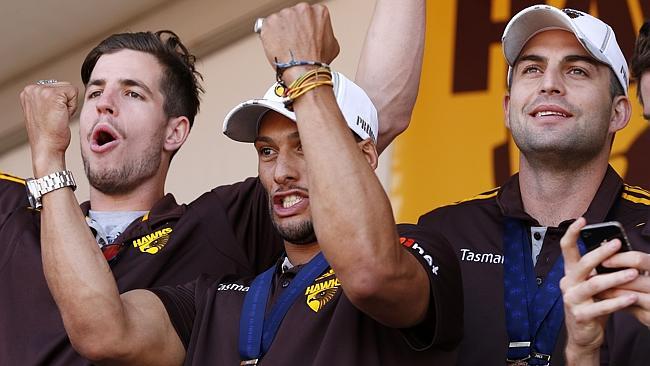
[283,67,333,108]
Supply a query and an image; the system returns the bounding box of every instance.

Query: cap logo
[356,116,375,141]
[274,84,286,97]
[562,9,585,18]
[621,65,628,86]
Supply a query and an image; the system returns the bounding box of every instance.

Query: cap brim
[503,6,578,65]
[222,99,296,143]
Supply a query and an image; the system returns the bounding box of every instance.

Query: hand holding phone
[579,221,633,273]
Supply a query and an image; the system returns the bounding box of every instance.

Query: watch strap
[26,170,77,209]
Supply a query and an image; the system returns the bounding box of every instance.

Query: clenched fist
[260,3,340,83]
[20,81,78,177]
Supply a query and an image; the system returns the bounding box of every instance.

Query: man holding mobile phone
[555,20,650,366]
[418,5,650,365]
[559,217,650,366]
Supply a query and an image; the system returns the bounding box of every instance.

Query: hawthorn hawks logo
[131,227,172,255]
[305,269,340,312]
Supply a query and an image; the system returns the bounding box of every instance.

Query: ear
[164,116,191,153]
[609,95,631,133]
[503,94,511,130]
[357,138,379,170]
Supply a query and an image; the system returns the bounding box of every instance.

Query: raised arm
[20,82,183,365]
[260,4,430,328]
[356,0,426,153]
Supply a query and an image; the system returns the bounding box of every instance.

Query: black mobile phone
[579,221,633,273]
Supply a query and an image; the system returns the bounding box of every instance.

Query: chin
[273,217,317,245]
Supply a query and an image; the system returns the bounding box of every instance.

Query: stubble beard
[509,107,610,169]
[82,141,162,195]
[268,198,317,245]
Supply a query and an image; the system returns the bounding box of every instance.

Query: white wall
[0,0,392,205]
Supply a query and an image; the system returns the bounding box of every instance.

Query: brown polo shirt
[153,223,463,365]
[417,165,650,366]
[0,174,283,366]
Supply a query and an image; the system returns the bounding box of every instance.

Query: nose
[96,89,117,116]
[273,150,301,186]
[539,67,564,96]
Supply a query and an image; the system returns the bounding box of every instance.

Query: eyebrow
[254,131,301,144]
[516,54,601,67]
[86,78,154,96]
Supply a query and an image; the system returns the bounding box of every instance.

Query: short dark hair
[631,21,650,103]
[81,30,204,127]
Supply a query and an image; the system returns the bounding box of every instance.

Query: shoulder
[0,171,29,211]
[0,171,26,195]
[620,184,650,207]
[418,187,500,225]
[612,184,650,224]
[397,223,459,277]
[0,171,25,186]
[190,177,266,213]
[210,177,263,201]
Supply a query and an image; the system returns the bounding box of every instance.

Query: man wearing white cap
[418,4,650,365]
[558,18,650,366]
[34,5,463,366]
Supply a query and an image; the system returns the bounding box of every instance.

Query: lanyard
[238,252,329,364]
[503,218,585,365]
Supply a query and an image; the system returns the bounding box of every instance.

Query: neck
[88,174,165,211]
[518,153,609,227]
[284,242,320,266]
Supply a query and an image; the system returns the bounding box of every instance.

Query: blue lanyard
[238,252,329,363]
[503,218,585,365]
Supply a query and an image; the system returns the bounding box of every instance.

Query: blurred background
[1,0,648,223]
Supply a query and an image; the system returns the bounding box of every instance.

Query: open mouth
[273,190,309,217]
[95,130,116,146]
[90,124,121,152]
[281,194,304,208]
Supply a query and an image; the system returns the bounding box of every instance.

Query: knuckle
[574,309,588,323]
[584,279,599,294]
[559,277,570,292]
[631,253,644,268]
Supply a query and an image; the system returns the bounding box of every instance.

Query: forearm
[356,0,425,153]
[292,85,428,327]
[39,166,127,358]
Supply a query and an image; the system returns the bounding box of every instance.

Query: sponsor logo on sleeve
[400,237,439,275]
[131,227,172,255]
[305,269,340,313]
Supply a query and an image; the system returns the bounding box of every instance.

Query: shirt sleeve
[149,278,201,349]
[211,177,284,273]
[397,223,463,351]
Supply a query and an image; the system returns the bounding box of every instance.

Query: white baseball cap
[223,71,379,143]
[502,5,629,95]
